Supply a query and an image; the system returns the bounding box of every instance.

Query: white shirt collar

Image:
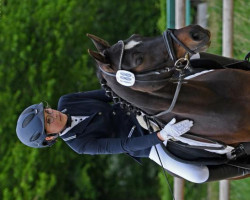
[60,116,89,137]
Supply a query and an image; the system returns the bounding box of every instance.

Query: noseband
[163,29,196,63]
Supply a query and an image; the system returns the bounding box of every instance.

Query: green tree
[0,0,161,199]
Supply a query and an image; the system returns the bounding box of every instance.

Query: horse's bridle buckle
[175,53,190,72]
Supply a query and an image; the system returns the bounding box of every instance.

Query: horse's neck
[173,81,215,108]
[104,72,214,115]
[104,74,177,114]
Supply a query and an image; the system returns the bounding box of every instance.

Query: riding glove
[160,118,193,141]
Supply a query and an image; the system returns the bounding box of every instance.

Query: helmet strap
[47,133,58,137]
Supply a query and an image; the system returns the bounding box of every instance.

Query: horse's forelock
[125,40,142,50]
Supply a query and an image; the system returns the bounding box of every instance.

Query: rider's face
[44,108,67,134]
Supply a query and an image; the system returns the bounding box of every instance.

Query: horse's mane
[96,67,143,116]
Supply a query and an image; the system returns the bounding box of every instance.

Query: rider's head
[16,102,67,148]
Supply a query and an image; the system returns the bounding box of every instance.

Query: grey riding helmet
[16,102,56,148]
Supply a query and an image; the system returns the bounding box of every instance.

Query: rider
[17,89,247,183]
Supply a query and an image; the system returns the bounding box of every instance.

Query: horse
[87,25,250,180]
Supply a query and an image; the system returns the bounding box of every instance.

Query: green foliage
[0,0,161,199]
[1,0,249,199]
[207,0,223,56]
[207,0,250,60]
[157,170,173,200]
[231,178,250,200]
[157,0,166,32]
[233,0,250,59]
[87,0,161,43]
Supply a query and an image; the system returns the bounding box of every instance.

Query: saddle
[164,140,250,166]
[138,98,250,168]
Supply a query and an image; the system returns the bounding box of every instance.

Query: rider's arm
[73,132,162,155]
[58,89,112,106]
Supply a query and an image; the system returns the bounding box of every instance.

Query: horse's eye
[136,56,143,66]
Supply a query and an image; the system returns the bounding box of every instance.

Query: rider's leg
[149,143,250,183]
[149,143,209,183]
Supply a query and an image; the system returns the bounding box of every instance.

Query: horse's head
[86,25,211,117]
[87,24,210,93]
[88,25,210,74]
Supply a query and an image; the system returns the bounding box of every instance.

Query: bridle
[99,29,194,87]
[99,29,227,150]
[99,29,197,115]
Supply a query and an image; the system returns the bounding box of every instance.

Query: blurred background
[0,0,249,199]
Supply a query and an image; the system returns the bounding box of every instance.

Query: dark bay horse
[87,25,250,147]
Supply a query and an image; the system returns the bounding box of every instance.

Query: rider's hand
[159,118,193,141]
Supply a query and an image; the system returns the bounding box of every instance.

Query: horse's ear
[88,49,114,73]
[88,49,108,64]
[87,33,110,52]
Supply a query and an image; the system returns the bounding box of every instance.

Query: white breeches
[149,143,209,183]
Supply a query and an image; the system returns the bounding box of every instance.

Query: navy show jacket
[57,89,161,160]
